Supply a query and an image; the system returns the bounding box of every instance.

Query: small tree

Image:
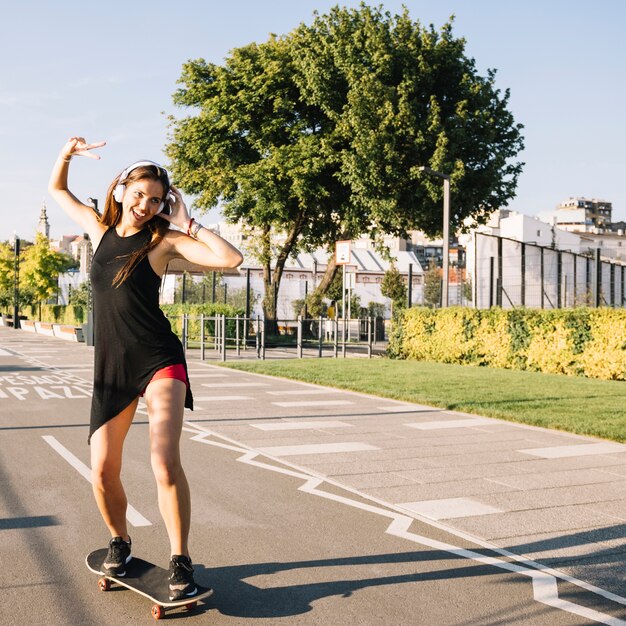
[22,233,74,311]
[0,241,14,313]
[68,281,91,309]
[423,263,442,308]
[381,265,407,316]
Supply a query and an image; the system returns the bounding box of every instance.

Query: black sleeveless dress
[88,227,193,442]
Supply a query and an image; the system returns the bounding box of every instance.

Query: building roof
[241,248,423,274]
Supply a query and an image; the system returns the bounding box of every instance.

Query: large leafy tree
[167,4,523,320]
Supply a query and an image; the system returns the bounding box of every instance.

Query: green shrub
[29,304,85,326]
[390,306,626,381]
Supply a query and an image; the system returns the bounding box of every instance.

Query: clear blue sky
[2,0,625,242]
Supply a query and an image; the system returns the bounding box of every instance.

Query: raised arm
[48,137,107,244]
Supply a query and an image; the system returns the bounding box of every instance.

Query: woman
[48,136,243,600]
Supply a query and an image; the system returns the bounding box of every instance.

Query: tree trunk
[311,252,339,299]
[260,226,277,330]
[261,212,306,333]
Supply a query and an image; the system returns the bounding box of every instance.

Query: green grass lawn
[220,358,626,443]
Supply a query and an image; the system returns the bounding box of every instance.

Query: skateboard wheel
[185,601,197,611]
[98,577,111,592]
[151,604,165,620]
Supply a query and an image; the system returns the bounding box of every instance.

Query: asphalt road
[1,327,626,625]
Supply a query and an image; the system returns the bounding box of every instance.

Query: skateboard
[86,548,213,620]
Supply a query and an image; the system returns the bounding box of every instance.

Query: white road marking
[0,348,14,356]
[251,421,352,431]
[201,382,269,388]
[266,389,340,396]
[378,405,437,412]
[188,373,229,378]
[184,423,626,625]
[12,349,60,353]
[42,436,151,527]
[406,418,495,430]
[193,395,253,401]
[272,400,353,408]
[256,442,378,456]
[518,443,626,458]
[398,497,504,520]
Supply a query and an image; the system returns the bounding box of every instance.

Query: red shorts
[140,364,189,396]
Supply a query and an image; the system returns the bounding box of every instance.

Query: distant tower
[37,201,50,238]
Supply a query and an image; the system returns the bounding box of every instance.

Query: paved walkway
[3,327,626,617]
[184,344,626,605]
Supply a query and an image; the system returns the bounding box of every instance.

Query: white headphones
[113,160,175,214]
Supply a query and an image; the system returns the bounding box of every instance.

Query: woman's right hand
[62,136,106,161]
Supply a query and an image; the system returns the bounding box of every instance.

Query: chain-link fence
[472,233,626,309]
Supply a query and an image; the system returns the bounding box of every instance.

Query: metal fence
[169,314,387,360]
[473,233,626,309]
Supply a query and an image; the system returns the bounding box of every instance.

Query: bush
[28,304,85,326]
[390,306,626,380]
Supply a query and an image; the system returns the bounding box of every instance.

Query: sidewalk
[183,351,626,603]
[3,326,626,604]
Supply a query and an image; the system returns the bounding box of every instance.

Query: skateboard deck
[86,548,213,620]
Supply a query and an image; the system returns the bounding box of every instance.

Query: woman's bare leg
[90,399,138,541]
[144,378,190,556]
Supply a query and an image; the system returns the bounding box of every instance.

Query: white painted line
[272,400,353,408]
[0,348,14,356]
[201,382,269,388]
[518,442,626,459]
[252,421,352,431]
[406,418,495,430]
[186,373,228,378]
[42,436,151,527]
[187,426,626,624]
[398,497,504,520]
[13,349,60,353]
[266,389,340,396]
[193,395,253,401]
[378,405,436,412]
[257,442,378,456]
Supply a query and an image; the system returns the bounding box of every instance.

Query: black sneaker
[168,555,197,600]
[102,536,132,577]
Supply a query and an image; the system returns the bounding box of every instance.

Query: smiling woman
[47,136,243,602]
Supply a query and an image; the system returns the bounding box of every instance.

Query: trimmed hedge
[389,307,626,380]
[24,302,245,338]
[27,304,86,326]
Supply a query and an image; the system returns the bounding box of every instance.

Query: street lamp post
[84,197,98,346]
[419,167,451,308]
[13,233,20,329]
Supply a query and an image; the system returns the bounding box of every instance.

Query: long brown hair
[100,164,171,287]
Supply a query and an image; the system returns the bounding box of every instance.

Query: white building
[162,221,426,317]
[538,197,613,234]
